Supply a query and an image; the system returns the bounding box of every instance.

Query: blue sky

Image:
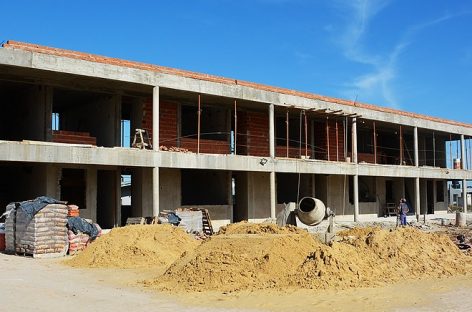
[1,0,472,123]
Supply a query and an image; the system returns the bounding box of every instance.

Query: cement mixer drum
[297,197,327,226]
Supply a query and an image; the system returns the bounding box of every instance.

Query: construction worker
[398,198,409,226]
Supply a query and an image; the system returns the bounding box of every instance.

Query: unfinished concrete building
[1,41,471,229]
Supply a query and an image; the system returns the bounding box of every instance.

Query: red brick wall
[314,119,345,161]
[142,98,178,148]
[159,101,178,147]
[357,152,376,163]
[180,138,230,154]
[52,130,96,145]
[142,97,153,143]
[143,98,230,153]
[237,111,269,157]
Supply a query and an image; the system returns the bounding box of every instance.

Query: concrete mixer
[276,197,335,244]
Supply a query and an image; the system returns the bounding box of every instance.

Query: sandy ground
[1,252,472,312]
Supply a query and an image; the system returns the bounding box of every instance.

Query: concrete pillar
[415,177,420,221]
[115,170,121,227]
[269,103,276,219]
[463,179,468,214]
[269,104,275,158]
[353,174,359,222]
[152,86,160,217]
[152,86,159,150]
[461,134,466,169]
[43,86,54,142]
[352,117,359,221]
[270,171,276,219]
[414,126,419,167]
[351,118,357,163]
[228,171,233,223]
[86,168,97,222]
[153,166,159,216]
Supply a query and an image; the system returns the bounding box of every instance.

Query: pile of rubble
[159,145,190,153]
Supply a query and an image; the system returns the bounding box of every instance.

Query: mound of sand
[146,230,321,292]
[146,224,472,292]
[292,227,471,289]
[217,221,306,235]
[65,224,200,269]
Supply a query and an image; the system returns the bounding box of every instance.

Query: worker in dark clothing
[398,198,409,226]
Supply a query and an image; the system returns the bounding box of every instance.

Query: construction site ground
[1,217,472,312]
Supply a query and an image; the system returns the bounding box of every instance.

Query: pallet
[126,216,158,225]
[126,217,145,225]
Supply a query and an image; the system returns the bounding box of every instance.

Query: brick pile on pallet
[5,203,68,258]
[68,231,90,255]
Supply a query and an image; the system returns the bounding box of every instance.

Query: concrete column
[269,104,276,219]
[43,86,54,142]
[461,134,466,170]
[86,168,97,222]
[352,117,359,222]
[415,177,420,221]
[228,171,233,223]
[153,166,159,216]
[269,104,275,158]
[461,135,467,213]
[270,171,276,219]
[414,126,419,167]
[114,95,122,147]
[463,179,468,214]
[353,174,359,222]
[152,86,159,150]
[115,170,121,227]
[351,117,358,163]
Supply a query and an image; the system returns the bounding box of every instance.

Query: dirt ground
[2,221,472,311]
[1,252,472,312]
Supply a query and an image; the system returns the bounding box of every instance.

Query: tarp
[10,196,64,222]
[67,217,100,239]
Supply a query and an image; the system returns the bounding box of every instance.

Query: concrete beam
[4,141,472,180]
[0,141,155,167]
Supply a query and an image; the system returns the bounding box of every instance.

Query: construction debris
[159,145,190,153]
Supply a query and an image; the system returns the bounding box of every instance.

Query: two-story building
[0,41,471,228]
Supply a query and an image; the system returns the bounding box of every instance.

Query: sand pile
[217,221,306,235]
[65,224,200,269]
[147,230,321,292]
[147,224,472,292]
[292,227,471,289]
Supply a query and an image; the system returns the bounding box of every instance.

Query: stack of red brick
[52,130,97,145]
[67,205,80,217]
[66,205,103,255]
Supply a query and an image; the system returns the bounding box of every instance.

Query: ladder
[201,209,214,235]
[132,129,153,149]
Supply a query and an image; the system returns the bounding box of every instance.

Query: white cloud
[330,1,467,109]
